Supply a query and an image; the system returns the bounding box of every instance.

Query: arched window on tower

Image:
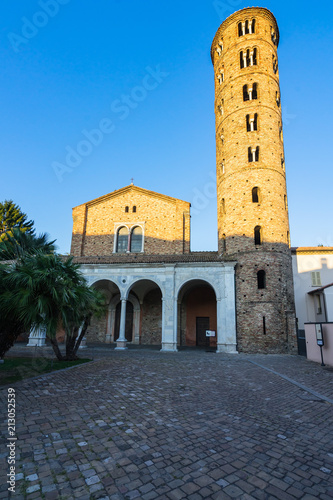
[125,206,129,213]
[246,114,250,132]
[241,48,257,68]
[246,114,258,132]
[254,226,262,245]
[216,40,223,56]
[243,83,258,101]
[130,226,143,253]
[276,91,280,107]
[116,227,129,253]
[272,55,278,74]
[284,195,287,210]
[252,187,260,203]
[238,19,255,36]
[240,51,245,68]
[219,99,224,115]
[238,22,243,37]
[248,146,259,162]
[221,198,226,214]
[222,234,226,252]
[257,270,266,289]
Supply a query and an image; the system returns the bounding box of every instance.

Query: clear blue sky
[1,0,333,253]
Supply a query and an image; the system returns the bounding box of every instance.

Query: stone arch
[176,279,218,349]
[88,279,121,343]
[126,279,164,346]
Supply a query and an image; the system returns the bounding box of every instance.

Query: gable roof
[73,184,190,210]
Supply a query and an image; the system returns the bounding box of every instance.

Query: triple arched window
[240,48,257,69]
[115,226,143,253]
[238,19,256,36]
[243,83,258,101]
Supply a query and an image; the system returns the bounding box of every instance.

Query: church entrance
[177,280,217,349]
[196,317,210,347]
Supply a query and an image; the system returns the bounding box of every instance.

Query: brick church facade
[70,7,297,353]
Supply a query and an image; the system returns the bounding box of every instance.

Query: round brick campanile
[211,8,297,353]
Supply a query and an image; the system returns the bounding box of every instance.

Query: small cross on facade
[130,178,134,185]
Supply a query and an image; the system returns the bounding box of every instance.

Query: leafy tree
[0,228,56,260]
[0,253,105,360]
[0,200,34,238]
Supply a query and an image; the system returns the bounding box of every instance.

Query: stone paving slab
[1,348,333,499]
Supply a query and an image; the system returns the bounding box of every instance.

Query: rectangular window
[311,271,322,287]
[315,295,322,314]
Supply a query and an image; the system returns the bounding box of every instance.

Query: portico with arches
[80,259,238,353]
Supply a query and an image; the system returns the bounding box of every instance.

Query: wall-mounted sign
[315,323,324,346]
[206,330,216,337]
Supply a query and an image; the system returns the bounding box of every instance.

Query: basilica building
[70,7,297,354]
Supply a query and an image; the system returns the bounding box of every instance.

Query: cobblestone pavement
[1,348,333,499]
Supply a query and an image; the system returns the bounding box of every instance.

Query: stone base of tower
[232,248,298,354]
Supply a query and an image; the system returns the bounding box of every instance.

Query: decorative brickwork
[211,7,297,353]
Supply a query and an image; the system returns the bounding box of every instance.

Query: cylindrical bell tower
[211,7,297,352]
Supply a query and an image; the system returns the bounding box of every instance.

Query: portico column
[216,266,238,353]
[115,299,127,350]
[133,308,140,344]
[105,307,112,343]
[160,298,178,352]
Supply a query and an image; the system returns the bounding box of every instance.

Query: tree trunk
[65,326,79,360]
[49,336,63,361]
[73,314,92,356]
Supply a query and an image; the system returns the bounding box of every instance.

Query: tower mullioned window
[248,146,259,162]
[238,19,256,36]
[243,83,258,101]
[240,48,257,68]
[246,114,258,132]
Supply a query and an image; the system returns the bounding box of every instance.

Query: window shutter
[311,271,321,286]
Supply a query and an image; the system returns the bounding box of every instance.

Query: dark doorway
[196,317,210,347]
[115,302,133,342]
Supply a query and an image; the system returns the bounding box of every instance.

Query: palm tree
[0,253,105,360]
[0,228,56,260]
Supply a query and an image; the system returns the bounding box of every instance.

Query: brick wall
[140,289,162,344]
[70,185,190,256]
